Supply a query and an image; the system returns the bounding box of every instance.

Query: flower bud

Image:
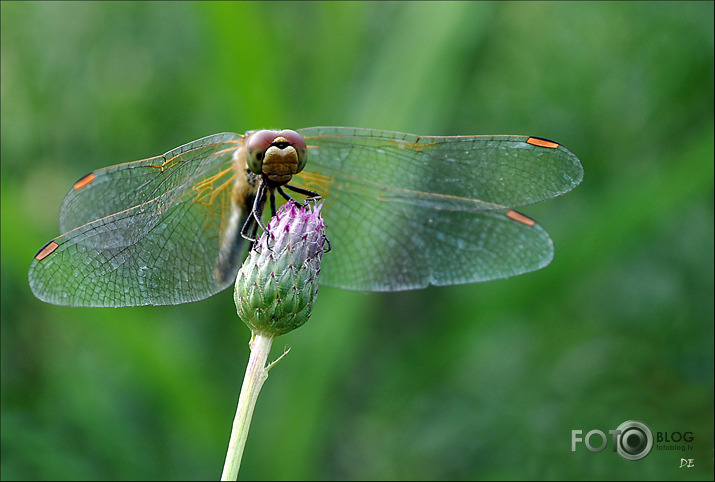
[234,201,326,336]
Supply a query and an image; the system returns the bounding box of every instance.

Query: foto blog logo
[571,420,654,461]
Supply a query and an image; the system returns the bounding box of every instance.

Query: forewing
[294,127,582,290]
[58,133,243,231]
[29,133,249,306]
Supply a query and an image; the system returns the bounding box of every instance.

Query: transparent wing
[29,133,249,307]
[294,127,583,291]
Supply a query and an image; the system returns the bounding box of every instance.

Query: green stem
[221,332,274,481]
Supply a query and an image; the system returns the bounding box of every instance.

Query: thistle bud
[234,201,326,336]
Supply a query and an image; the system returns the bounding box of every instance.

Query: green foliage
[1,1,712,480]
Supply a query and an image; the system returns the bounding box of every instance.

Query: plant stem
[221,332,274,481]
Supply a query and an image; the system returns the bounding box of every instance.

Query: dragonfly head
[246,129,307,185]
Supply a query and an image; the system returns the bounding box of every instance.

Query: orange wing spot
[73,173,96,190]
[35,241,59,261]
[506,210,535,226]
[526,137,559,149]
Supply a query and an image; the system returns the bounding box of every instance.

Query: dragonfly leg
[251,183,268,231]
[270,189,277,217]
[279,185,323,210]
[284,183,322,201]
[277,186,295,203]
[241,183,269,245]
[239,214,257,244]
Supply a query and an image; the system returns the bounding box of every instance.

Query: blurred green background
[1,1,713,480]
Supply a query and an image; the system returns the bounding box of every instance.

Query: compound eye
[277,129,308,173]
[246,130,279,173]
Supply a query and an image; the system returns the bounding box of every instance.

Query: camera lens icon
[615,420,653,461]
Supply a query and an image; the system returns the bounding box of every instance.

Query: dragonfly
[29,127,583,307]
